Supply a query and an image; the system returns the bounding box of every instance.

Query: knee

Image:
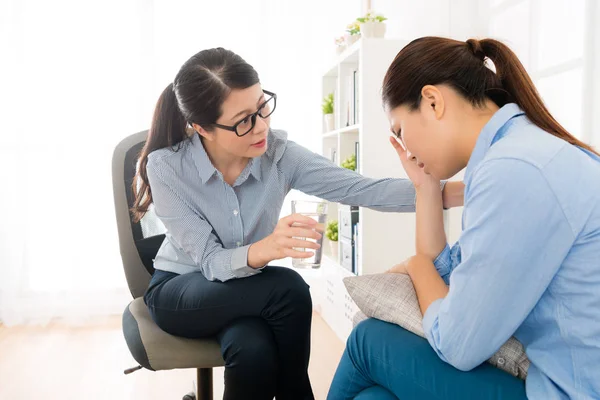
[346,318,382,357]
[227,339,277,373]
[221,320,277,373]
[271,267,312,309]
[355,386,398,400]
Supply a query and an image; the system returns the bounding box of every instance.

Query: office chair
[112,130,224,400]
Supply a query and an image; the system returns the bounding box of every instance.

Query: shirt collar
[464,103,525,184]
[190,133,218,184]
[249,156,262,182]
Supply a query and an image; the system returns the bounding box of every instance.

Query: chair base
[123,365,214,399]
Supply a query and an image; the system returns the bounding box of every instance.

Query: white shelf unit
[299,38,431,341]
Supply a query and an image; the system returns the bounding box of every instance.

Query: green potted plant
[344,21,361,46]
[322,93,334,132]
[356,10,387,38]
[325,220,339,259]
[341,154,356,171]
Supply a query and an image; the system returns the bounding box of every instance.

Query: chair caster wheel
[182,392,196,400]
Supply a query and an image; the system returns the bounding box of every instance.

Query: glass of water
[291,200,328,268]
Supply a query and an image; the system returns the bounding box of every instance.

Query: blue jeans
[328,319,527,400]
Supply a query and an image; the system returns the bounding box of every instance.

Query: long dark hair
[382,36,597,156]
[131,48,260,222]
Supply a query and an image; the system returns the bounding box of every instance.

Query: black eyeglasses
[211,90,277,137]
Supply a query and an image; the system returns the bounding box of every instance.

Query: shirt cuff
[423,298,444,343]
[230,245,262,278]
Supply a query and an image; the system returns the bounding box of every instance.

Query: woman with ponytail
[329,37,600,400]
[131,48,463,400]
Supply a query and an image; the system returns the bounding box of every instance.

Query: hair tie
[466,39,485,62]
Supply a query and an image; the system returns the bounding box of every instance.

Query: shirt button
[497,357,506,365]
[236,241,242,247]
[233,210,239,216]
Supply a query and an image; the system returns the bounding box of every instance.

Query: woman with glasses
[131,48,462,400]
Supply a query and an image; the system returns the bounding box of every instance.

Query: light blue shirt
[423,104,600,399]
[146,129,417,282]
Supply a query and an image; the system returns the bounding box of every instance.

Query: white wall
[483,0,598,144]
[373,0,486,40]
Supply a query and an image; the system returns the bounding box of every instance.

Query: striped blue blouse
[146,129,416,282]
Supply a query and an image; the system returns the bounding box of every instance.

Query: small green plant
[346,21,361,35]
[341,154,356,171]
[322,93,334,115]
[325,220,338,242]
[357,10,387,23]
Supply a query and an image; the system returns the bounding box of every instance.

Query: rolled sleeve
[433,245,452,283]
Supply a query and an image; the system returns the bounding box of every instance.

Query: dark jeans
[144,266,314,400]
[327,318,527,400]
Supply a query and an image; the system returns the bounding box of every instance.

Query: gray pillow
[343,273,530,380]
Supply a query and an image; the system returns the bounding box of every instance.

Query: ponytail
[477,38,598,156]
[131,83,188,223]
[383,36,598,157]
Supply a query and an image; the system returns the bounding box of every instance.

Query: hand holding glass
[291,201,328,268]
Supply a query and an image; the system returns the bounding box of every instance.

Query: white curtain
[0,0,360,325]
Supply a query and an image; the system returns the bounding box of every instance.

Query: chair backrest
[112,130,167,299]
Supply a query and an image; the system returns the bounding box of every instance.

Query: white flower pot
[360,22,386,38]
[329,240,339,261]
[324,114,334,132]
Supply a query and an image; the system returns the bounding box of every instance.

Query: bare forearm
[442,181,465,209]
[416,183,447,260]
[247,240,270,269]
[406,255,449,315]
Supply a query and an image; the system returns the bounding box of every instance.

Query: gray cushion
[343,273,530,380]
[123,297,224,371]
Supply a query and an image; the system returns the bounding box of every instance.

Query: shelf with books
[321,39,415,273]
[316,38,420,340]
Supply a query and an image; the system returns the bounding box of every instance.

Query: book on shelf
[345,75,351,126]
[354,141,360,174]
[353,221,359,274]
[334,88,339,130]
[344,68,360,126]
[353,69,359,125]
